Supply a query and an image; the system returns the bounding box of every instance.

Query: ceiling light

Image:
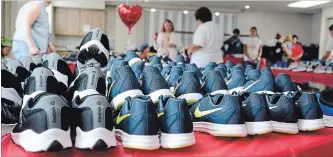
[288,1,330,8]
[245,5,250,9]
[215,12,220,16]
[151,8,156,12]
[144,0,149,2]
[183,10,188,14]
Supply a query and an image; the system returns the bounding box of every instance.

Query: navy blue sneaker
[168,62,177,67]
[114,96,159,150]
[153,64,163,72]
[235,63,244,70]
[106,59,128,81]
[214,66,227,80]
[141,66,173,103]
[246,69,261,82]
[232,65,244,72]
[161,63,175,78]
[261,67,273,75]
[176,63,186,71]
[241,93,272,135]
[244,65,254,76]
[202,62,216,76]
[166,66,183,92]
[227,70,246,93]
[318,89,333,127]
[125,50,141,66]
[240,70,275,94]
[265,94,299,134]
[289,92,324,131]
[202,70,228,95]
[175,55,185,64]
[157,96,195,148]
[130,60,144,80]
[107,65,143,110]
[189,94,247,137]
[185,63,202,78]
[275,73,298,93]
[225,60,234,75]
[150,56,162,65]
[174,71,203,105]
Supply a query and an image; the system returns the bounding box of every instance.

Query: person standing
[223,28,243,55]
[154,19,183,62]
[288,35,304,63]
[12,0,55,59]
[243,27,262,68]
[321,25,333,61]
[186,7,223,68]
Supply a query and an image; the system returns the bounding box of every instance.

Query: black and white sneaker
[5,59,31,88]
[18,56,36,72]
[11,67,72,152]
[69,66,116,150]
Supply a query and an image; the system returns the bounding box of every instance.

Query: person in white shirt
[242,27,263,68]
[186,7,223,68]
[321,25,333,61]
[154,19,183,62]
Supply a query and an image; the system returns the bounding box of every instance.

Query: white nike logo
[241,80,260,92]
[226,79,232,85]
[269,106,277,109]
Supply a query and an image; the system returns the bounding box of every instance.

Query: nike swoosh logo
[201,81,205,88]
[116,113,131,124]
[241,80,260,92]
[194,104,222,118]
[157,112,164,118]
[269,106,277,109]
[226,79,232,85]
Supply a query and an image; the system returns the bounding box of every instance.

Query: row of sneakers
[287,60,333,73]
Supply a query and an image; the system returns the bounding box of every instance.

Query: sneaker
[241,93,272,135]
[202,70,228,95]
[11,67,72,152]
[5,59,31,88]
[161,63,173,78]
[174,71,203,105]
[153,64,163,72]
[107,65,143,110]
[175,55,185,64]
[189,94,247,137]
[287,62,298,71]
[70,66,116,150]
[326,66,333,74]
[313,65,327,73]
[18,56,36,72]
[141,66,173,103]
[225,60,233,72]
[125,50,141,66]
[292,62,307,72]
[289,92,325,131]
[157,96,195,148]
[318,89,333,127]
[244,64,254,76]
[130,60,144,80]
[106,59,128,80]
[115,96,160,150]
[214,66,227,80]
[176,63,186,71]
[227,70,246,94]
[166,66,183,92]
[275,73,297,93]
[240,70,275,94]
[31,55,42,67]
[150,56,162,65]
[185,63,202,78]
[246,69,261,81]
[202,62,216,76]
[265,94,299,134]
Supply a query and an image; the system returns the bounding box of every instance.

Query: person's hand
[48,44,56,53]
[30,46,41,56]
[169,43,176,48]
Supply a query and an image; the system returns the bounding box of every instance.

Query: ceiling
[107,1,333,14]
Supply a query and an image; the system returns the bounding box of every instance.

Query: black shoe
[265,94,299,134]
[70,66,116,149]
[11,67,72,152]
[202,70,228,95]
[189,94,247,137]
[5,59,31,88]
[174,71,203,105]
[157,95,195,148]
[241,92,272,135]
[114,96,159,150]
[141,66,173,103]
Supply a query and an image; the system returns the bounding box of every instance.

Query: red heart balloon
[118,4,143,33]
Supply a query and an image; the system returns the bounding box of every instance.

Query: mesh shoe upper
[275,73,297,93]
[130,60,144,80]
[202,70,227,94]
[241,70,275,93]
[150,56,162,65]
[141,66,169,95]
[166,66,183,89]
[5,59,31,85]
[292,92,323,120]
[174,71,202,97]
[227,70,246,90]
[265,94,298,123]
[185,63,202,78]
[241,93,271,122]
[18,56,36,72]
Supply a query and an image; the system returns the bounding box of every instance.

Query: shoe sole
[115,129,160,150]
[1,124,16,136]
[298,119,325,131]
[111,89,143,110]
[228,87,243,94]
[149,89,174,104]
[245,121,273,135]
[193,122,247,137]
[211,89,229,95]
[160,132,196,149]
[323,115,333,127]
[271,121,299,134]
[178,93,203,105]
[11,128,72,152]
[75,127,116,150]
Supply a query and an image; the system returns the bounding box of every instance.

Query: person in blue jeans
[242,27,262,69]
[12,0,55,59]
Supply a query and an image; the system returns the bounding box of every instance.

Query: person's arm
[296,45,304,60]
[187,45,202,56]
[322,40,332,61]
[25,4,41,55]
[256,45,263,63]
[322,50,331,61]
[187,26,205,56]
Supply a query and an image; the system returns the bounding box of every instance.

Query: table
[272,69,333,88]
[2,128,333,157]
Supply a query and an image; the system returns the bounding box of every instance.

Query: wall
[311,12,322,44]
[1,1,25,38]
[236,11,313,46]
[319,7,333,58]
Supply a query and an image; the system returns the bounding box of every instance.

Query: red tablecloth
[2,129,333,157]
[272,69,333,88]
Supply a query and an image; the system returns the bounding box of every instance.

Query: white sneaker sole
[193,122,247,137]
[298,119,325,131]
[75,127,116,149]
[160,132,196,149]
[178,93,203,105]
[245,121,273,135]
[111,89,143,110]
[148,89,173,104]
[115,129,160,150]
[211,89,229,95]
[323,115,333,127]
[271,121,299,134]
[11,128,72,152]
